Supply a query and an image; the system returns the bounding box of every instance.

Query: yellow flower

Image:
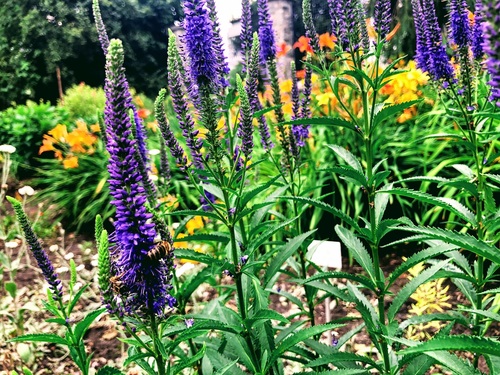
[90,123,101,133]
[48,124,68,142]
[280,79,293,93]
[63,155,79,169]
[186,216,204,235]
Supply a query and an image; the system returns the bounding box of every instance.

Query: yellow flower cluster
[404,259,452,341]
[380,60,429,123]
[39,120,100,169]
[265,59,428,125]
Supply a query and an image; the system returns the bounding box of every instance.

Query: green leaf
[179,267,216,301]
[96,366,124,375]
[264,230,316,288]
[174,248,222,267]
[374,184,392,228]
[335,226,375,282]
[5,281,17,298]
[400,335,500,357]
[452,164,475,179]
[403,355,439,375]
[307,352,382,371]
[168,209,221,221]
[74,308,106,342]
[281,196,361,233]
[171,344,206,375]
[382,188,477,225]
[68,284,90,316]
[396,226,500,264]
[305,271,376,292]
[123,352,154,368]
[249,217,298,254]
[372,100,421,130]
[283,117,357,132]
[8,333,68,346]
[328,145,363,174]
[267,323,344,372]
[203,348,247,375]
[388,259,450,321]
[346,283,379,329]
[387,244,458,287]
[245,309,289,329]
[174,232,230,244]
[293,369,370,374]
[330,166,367,188]
[485,173,500,185]
[240,175,281,208]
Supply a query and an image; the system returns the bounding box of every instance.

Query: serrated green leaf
[387,244,458,287]
[346,283,379,329]
[383,188,477,225]
[305,271,376,292]
[68,284,90,316]
[372,100,421,130]
[400,335,500,358]
[264,230,315,288]
[485,173,500,185]
[123,352,154,368]
[168,209,221,221]
[171,344,206,374]
[266,323,343,372]
[281,196,361,233]
[388,259,450,321]
[307,352,382,371]
[403,355,438,375]
[328,145,363,174]
[240,175,281,208]
[249,217,297,254]
[396,226,500,264]
[335,226,375,282]
[245,309,289,329]
[74,308,106,342]
[374,184,392,228]
[8,333,68,346]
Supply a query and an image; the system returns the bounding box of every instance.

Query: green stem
[150,313,166,375]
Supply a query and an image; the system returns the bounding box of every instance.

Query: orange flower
[276,42,291,58]
[90,123,101,133]
[39,137,56,155]
[48,124,68,142]
[293,36,313,54]
[137,108,151,119]
[296,69,306,80]
[318,32,335,50]
[63,155,79,169]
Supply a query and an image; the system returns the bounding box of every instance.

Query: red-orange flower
[137,108,151,119]
[319,32,336,50]
[276,42,291,58]
[293,36,313,53]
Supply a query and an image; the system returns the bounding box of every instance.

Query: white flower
[148,149,161,156]
[18,186,35,196]
[0,145,16,154]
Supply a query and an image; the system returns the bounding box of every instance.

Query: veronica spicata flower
[183,0,218,87]
[471,0,484,60]
[104,39,174,316]
[8,197,63,301]
[448,0,471,49]
[373,0,391,41]
[257,0,277,62]
[483,0,500,105]
[240,0,252,72]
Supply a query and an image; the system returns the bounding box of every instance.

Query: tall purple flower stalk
[482,1,500,105]
[471,0,484,60]
[412,0,430,72]
[303,0,320,54]
[257,0,277,62]
[183,0,218,87]
[412,0,454,81]
[104,39,174,316]
[8,197,63,301]
[168,32,204,170]
[448,0,471,49]
[240,0,252,73]
[373,0,391,41]
[246,33,274,150]
[93,0,152,188]
[206,0,230,89]
[293,58,312,148]
[328,0,347,48]
[236,75,254,159]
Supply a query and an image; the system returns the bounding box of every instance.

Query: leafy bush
[61,83,105,123]
[33,121,112,232]
[0,101,68,176]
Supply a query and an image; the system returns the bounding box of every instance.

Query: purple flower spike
[241,0,252,73]
[412,0,454,81]
[373,0,391,41]
[471,0,484,60]
[448,0,471,49]
[8,197,63,301]
[206,0,230,89]
[483,0,500,105]
[257,0,277,62]
[104,39,173,316]
[328,0,347,48]
[183,0,218,87]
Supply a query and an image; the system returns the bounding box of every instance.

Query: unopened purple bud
[229,207,236,216]
[332,337,339,346]
[240,255,249,265]
[223,269,233,277]
[483,157,488,165]
[185,318,195,328]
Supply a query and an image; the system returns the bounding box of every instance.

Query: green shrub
[0,101,68,176]
[61,83,105,123]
